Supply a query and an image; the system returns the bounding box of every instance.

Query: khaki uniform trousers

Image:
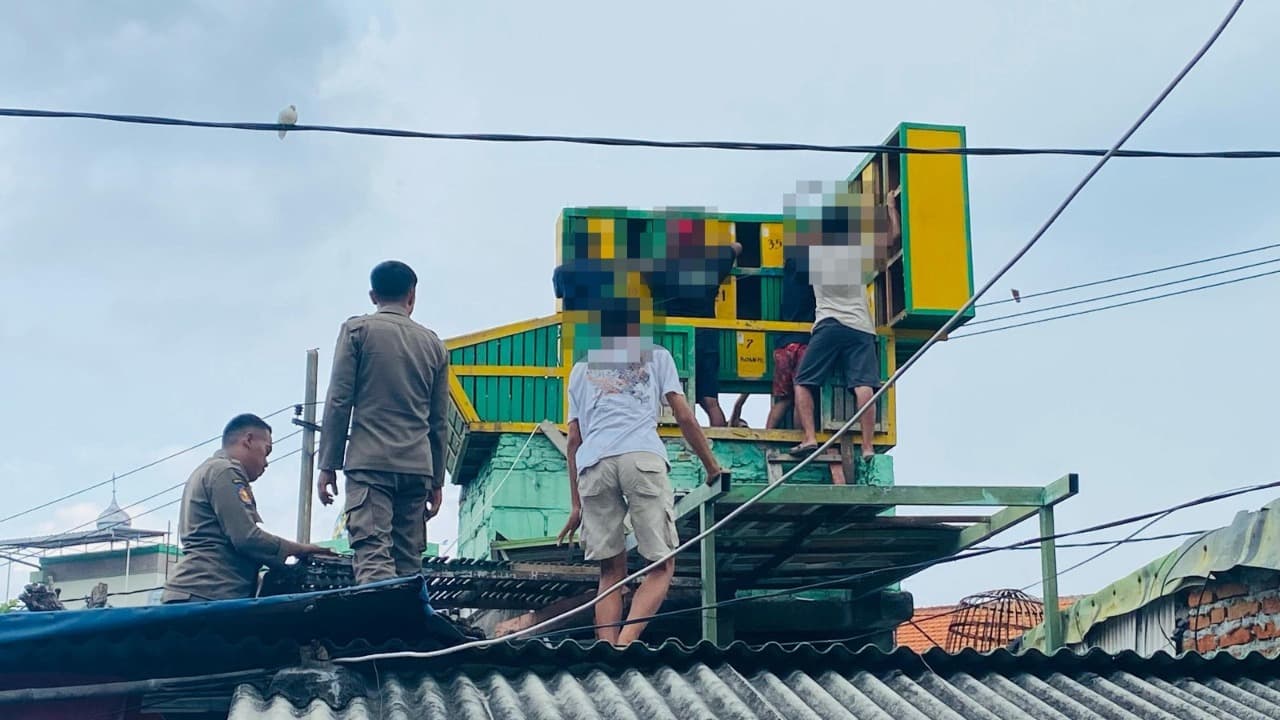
[344,470,431,585]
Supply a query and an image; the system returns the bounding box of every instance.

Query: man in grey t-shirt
[556,308,726,647]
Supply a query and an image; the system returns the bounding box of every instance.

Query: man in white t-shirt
[556,320,726,647]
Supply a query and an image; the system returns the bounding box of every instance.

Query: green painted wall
[456,431,895,560]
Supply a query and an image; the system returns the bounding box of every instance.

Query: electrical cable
[327,0,1246,664]
[0,403,298,527]
[354,478,1280,654]
[977,243,1280,308]
[7,436,303,553]
[826,529,1211,653]
[966,255,1280,326]
[977,529,1207,551]
[953,265,1280,338]
[1016,511,1171,593]
[4,107,1280,159]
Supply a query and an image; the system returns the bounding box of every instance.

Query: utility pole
[295,349,319,543]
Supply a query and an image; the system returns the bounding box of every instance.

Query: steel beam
[1040,505,1063,653]
[674,471,732,521]
[718,483,1053,508]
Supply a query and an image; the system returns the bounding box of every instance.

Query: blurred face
[235,429,273,481]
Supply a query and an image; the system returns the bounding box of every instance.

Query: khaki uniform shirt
[162,450,290,602]
[317,305,450,487]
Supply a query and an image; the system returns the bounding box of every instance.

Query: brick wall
[1186,567,1280,657]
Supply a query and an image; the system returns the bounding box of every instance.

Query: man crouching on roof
[162,414,333,603]
[556,299,727,646]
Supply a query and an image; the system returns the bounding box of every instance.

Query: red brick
[1219,627,1254,648]
[1197,634,1219,653]
[1256,622,1279,641]
[1211,607,1228,624]
[1228,600,1263,621]
[1189,615,1213,632]
[1262,596,1280,615]
[1188,588,1215,608]
[1214,583,1249,601]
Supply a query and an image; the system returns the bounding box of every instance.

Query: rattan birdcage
[945,588,1045,653]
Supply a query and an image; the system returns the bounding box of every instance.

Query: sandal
[788,443,820,456]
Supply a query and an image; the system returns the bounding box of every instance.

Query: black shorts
[794,319,880,391]
[695,328,720,399]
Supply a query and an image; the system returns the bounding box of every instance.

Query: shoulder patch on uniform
[232,479,257,509]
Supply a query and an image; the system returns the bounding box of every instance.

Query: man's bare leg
[595,552,627,645]
[617,557,674,646]
[853,386,876,458]
[700,397,727,427]
[765,398,792,429]
[793,384,819,449]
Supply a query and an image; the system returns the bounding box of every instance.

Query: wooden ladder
[764,444,855,485]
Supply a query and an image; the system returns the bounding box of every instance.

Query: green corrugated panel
[548,378,564,423]
[760,276,782,321]
[655,328,692,375]
[717,330,734,377]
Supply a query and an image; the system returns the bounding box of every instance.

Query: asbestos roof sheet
[229,642,1280,720]
[1023,497,1280,651]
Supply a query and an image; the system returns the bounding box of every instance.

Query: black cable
[978,529,1207,551]
[967,255,1280,326]
[7,438,303,553]
[502,478,1280,643]
[977,243,1280,308]
[0,404,297,527]
[6,107,1280,160]
[1016,512,1172,593]
[953,266,1280,338]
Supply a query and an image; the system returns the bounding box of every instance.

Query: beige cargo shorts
[578,451,679,562]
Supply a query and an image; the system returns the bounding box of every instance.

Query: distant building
[896,593,1079,653]
[0,492,174,609]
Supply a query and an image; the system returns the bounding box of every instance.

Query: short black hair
[370,260,418,302]
[222,414,272,447]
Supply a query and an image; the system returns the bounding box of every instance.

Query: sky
[2,1,1279,610]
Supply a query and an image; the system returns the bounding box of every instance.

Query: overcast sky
[3,1,1279,610]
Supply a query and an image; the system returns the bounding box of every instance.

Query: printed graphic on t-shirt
[585,364,652,404]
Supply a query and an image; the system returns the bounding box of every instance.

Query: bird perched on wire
[277,104,297,139]
[1010,288,1021,303]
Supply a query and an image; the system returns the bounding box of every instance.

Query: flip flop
[788,443,820,456]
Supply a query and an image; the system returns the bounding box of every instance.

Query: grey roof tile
[229,643,1280,720]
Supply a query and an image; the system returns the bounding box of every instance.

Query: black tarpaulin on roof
[0,576,466,691]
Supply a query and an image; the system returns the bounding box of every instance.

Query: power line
[977,243,1280,308]
[7,437,304,555]
[979,529,1207,551]
[494,477,1280,645]
[953,265,1280,338]
[328,0,1247,664]
[4,107,1280,160]
[0,404,297,528]
[967,255,1280,326]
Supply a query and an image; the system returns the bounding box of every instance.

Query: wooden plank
[538,420,569,458]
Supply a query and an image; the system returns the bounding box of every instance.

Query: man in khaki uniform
[163,414,332,603]
[317,260,450,585]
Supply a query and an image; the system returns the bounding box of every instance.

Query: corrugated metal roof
[1024,497,1280,651]
[229,642,1280,719]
